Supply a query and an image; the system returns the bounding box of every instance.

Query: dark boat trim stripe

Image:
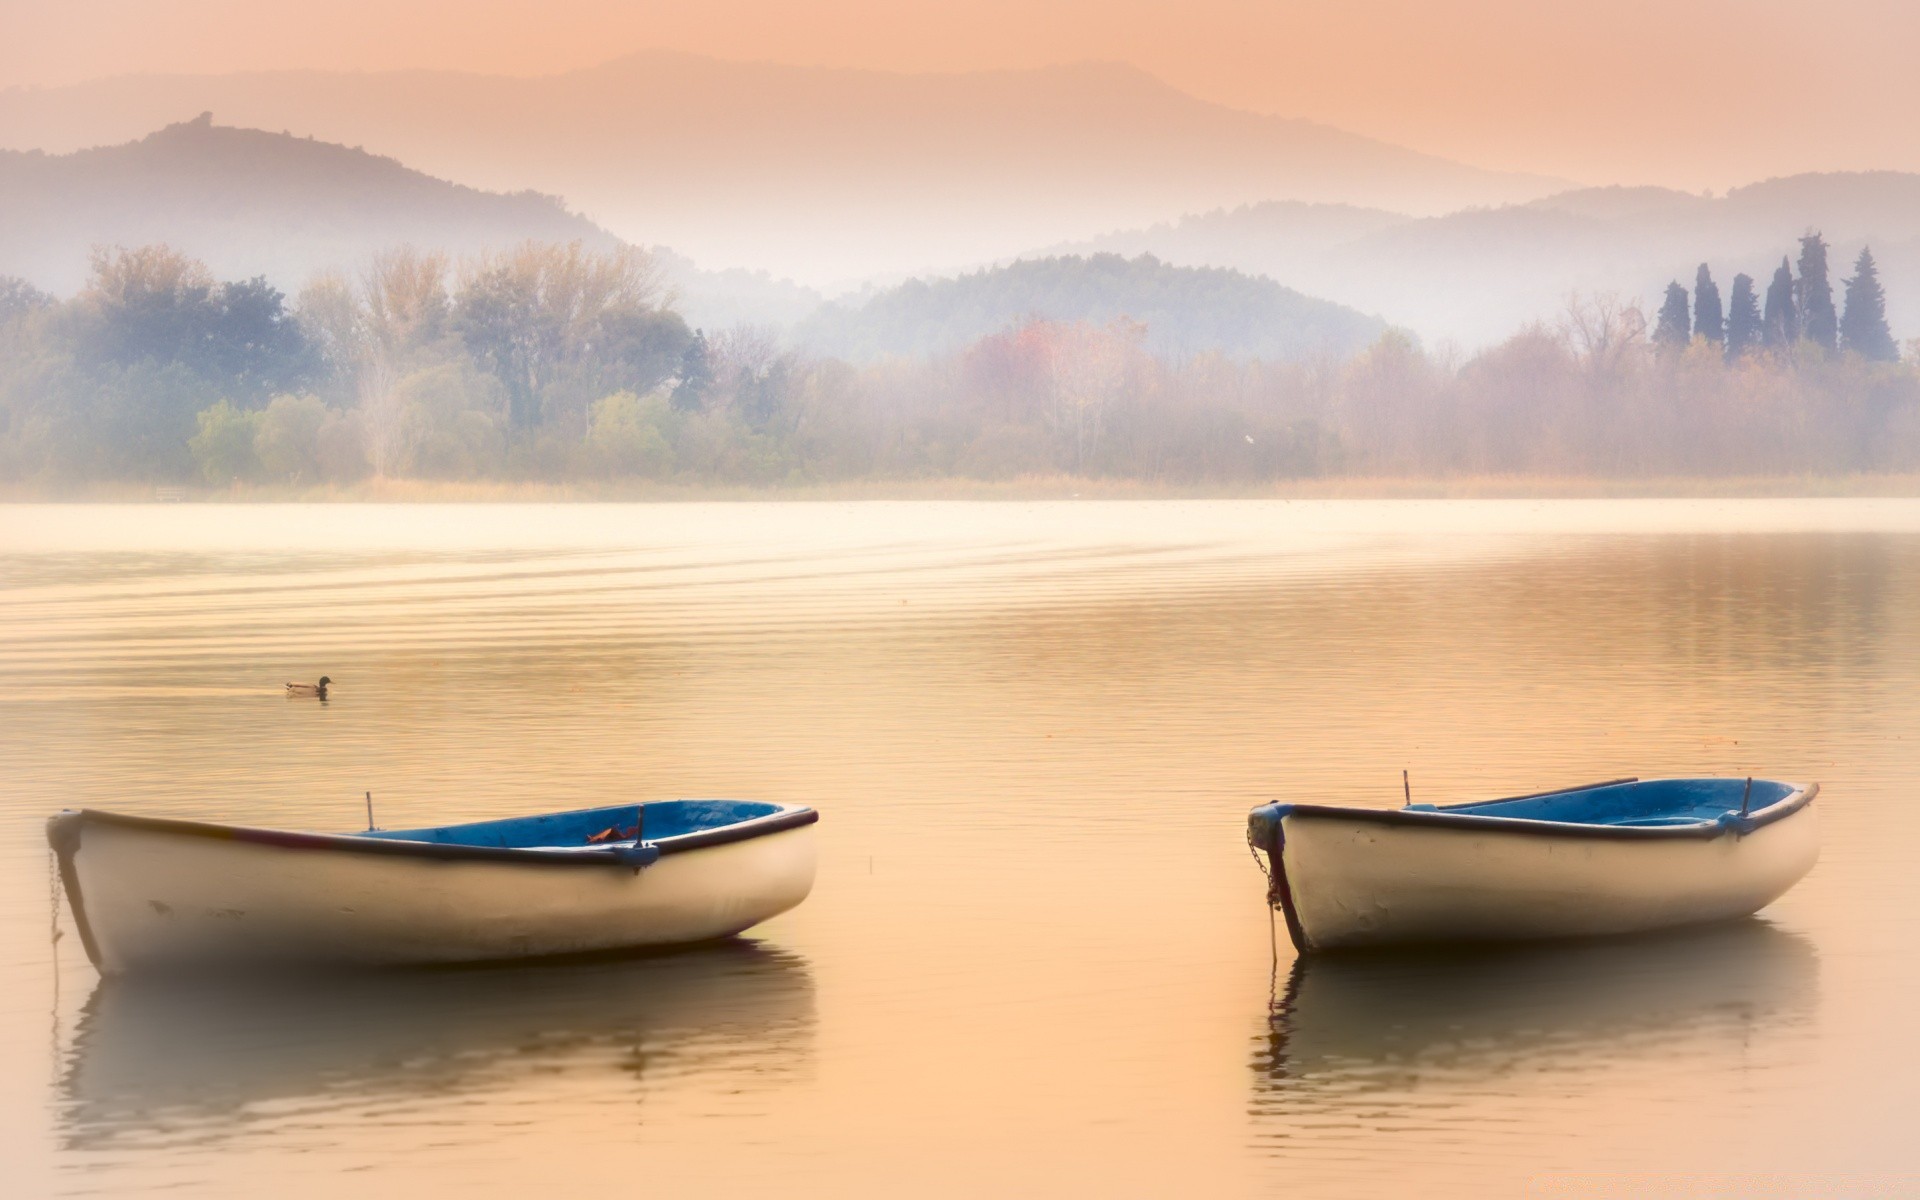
[45,814,104,970]
[1279,783,1817,842]
[1263,820,1312,954]
[46,806,819,868]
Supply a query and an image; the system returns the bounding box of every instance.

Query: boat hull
[1258,789,1818,952]
[50,809,817,974]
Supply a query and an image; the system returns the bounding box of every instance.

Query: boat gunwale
[46,803,820,869]
[1257,780,1817,843]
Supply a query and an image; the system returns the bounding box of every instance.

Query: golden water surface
[1,500,1916,1197]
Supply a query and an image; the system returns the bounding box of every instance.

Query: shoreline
[4,473,1920,503]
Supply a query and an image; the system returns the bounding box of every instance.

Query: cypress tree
[1654,282,1691,349]
[1693,264,1724,343]
[1762,257,1798,348]
[1796,232,1837,350]
[1725,273,1762,360]
[1840,246,1898,361]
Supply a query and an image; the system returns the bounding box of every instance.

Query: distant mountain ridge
[796,253,1387,363]
[0,51,1570,284]
[0,119,1382,364]
[1053,172,1920,346]
[0,116,826,335]
[0,114,620,295]
[16,110,1913,359]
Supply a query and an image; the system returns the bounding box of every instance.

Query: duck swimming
[286,676,331,699]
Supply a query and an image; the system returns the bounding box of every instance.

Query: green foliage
[1840,248,1898,362]
[390,361,508,479]
[253,393,331,482]
[587,391,675,477]
[188,399,262,484]
[85,360,214,480]
[0,346,83,480]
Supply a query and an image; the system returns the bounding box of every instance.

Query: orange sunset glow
[6,3,1920,1198]
[6,0,1919,188]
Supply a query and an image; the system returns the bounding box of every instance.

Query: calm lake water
[1,499,1917,1197]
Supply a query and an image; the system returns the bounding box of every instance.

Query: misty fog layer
[9,114,1920,354]
[3,76,1918,491]
[3,241,1913,492]
[0,54,1563,284]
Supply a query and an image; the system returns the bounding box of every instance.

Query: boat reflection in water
[1252,919,1817,1126]
[60,940,815,1152]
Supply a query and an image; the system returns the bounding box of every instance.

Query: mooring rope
[47,848,63,1069]
[47,848,63,956]
[1246,825,1278,969]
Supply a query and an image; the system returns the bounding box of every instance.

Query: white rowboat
[48,800,818,975]
[1248,777,1818,952]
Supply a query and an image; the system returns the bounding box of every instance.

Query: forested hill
[1042,200,1413,288]
[0,115,621,294]
[797,254,1389,363]
[1056,173,1920,348]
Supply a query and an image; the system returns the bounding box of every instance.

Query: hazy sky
[5,0,1916,188]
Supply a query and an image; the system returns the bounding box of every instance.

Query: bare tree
[1560,292,1647,379]
[452,241,666,428]
[365,248,450,356]
[295,249,454,476]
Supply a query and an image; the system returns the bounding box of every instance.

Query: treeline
[1,241,1917,488]
[0,243,699,483]
[1652,233,1899,361]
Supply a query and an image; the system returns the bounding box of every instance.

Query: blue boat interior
[1415,778,1795,825]
[1249,778,1803,843]
[355,800,787,848]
